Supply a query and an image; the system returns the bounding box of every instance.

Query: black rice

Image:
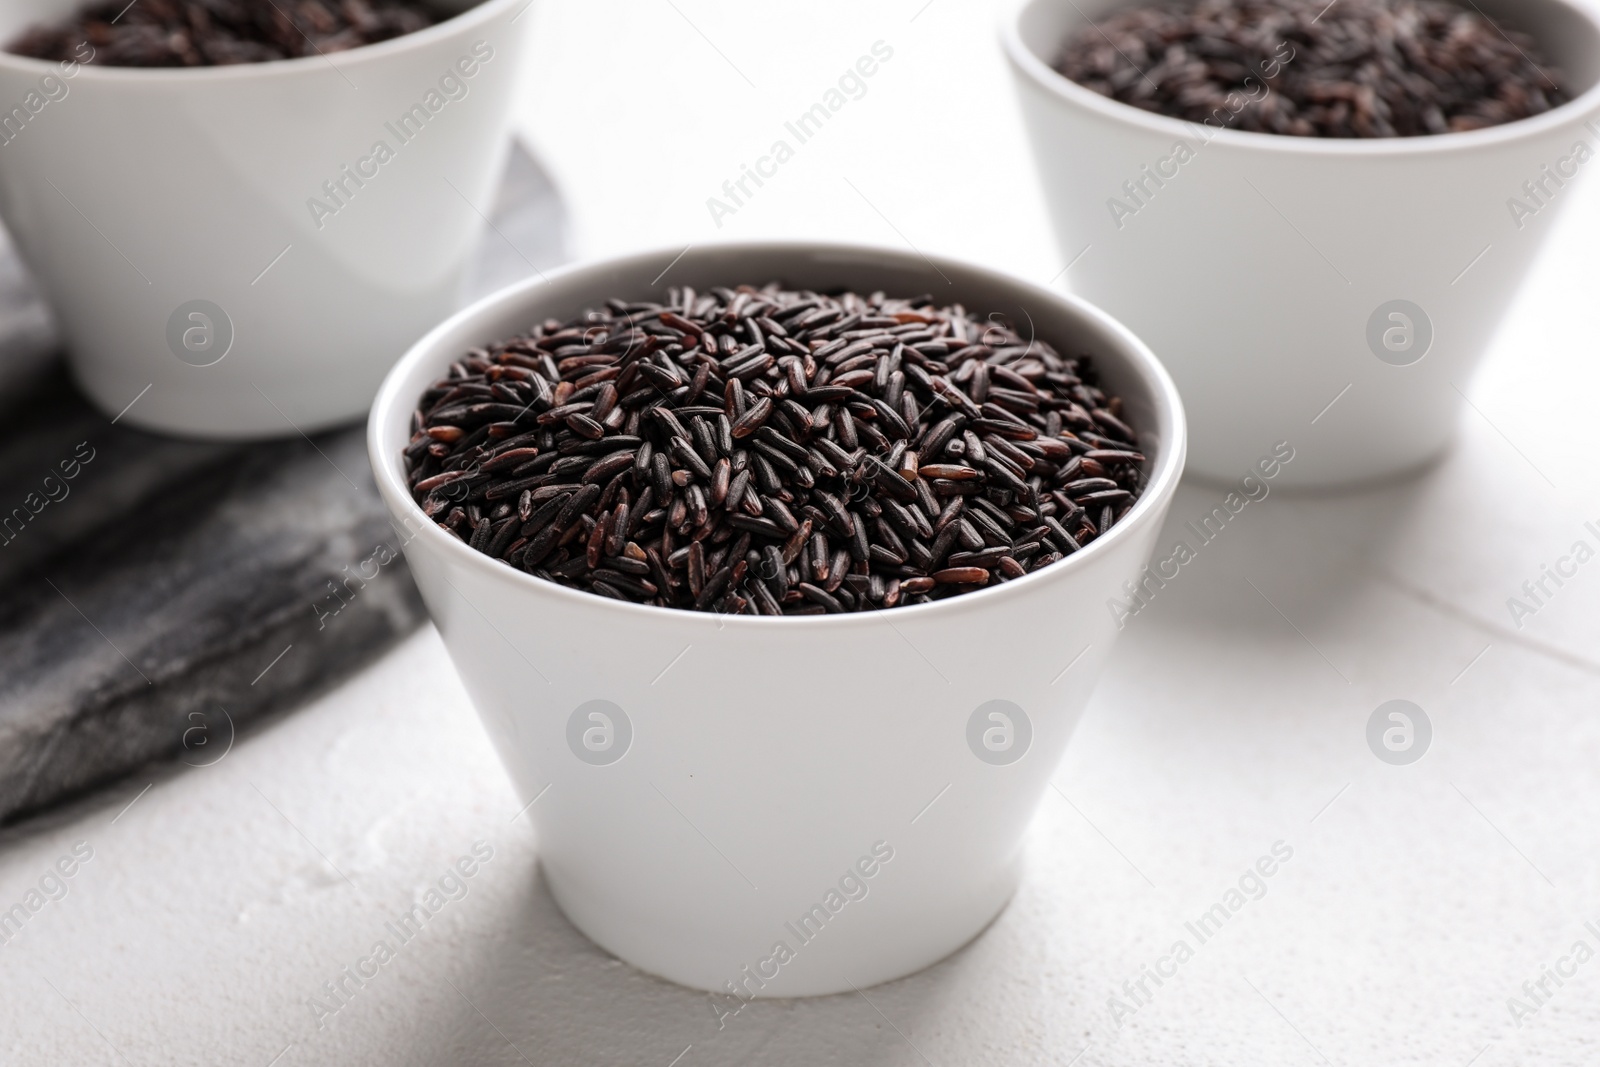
[1054,0,1570,138]
[8,0,439,66]
[404,284,1149,616]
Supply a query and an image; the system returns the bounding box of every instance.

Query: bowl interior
[0,0,490,52]
[1014,0,1600,102]
[371,241,1185,616]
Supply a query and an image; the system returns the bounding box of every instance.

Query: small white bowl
[368,241,1186,995]
[0,0,531,438]
[1004,0,1600,488]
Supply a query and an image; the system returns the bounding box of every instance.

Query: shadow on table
[416,859,1002,1067]
[1125,458,1448,641]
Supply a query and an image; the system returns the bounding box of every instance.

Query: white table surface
[5,2,1600,1064]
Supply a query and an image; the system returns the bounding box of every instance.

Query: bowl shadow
[1118,456,1445,640]
[414,857,1008,1066]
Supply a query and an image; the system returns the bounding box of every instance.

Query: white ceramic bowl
[1004,0,1600,488]
[0,0,530,438]
[368,241,1186,996]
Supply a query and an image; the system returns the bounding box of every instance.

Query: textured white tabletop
[4,1,1600,1064]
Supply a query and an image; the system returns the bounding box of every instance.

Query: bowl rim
[1000,0,1600,157]
[367,239,1188,629]
[0,0,524,82]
